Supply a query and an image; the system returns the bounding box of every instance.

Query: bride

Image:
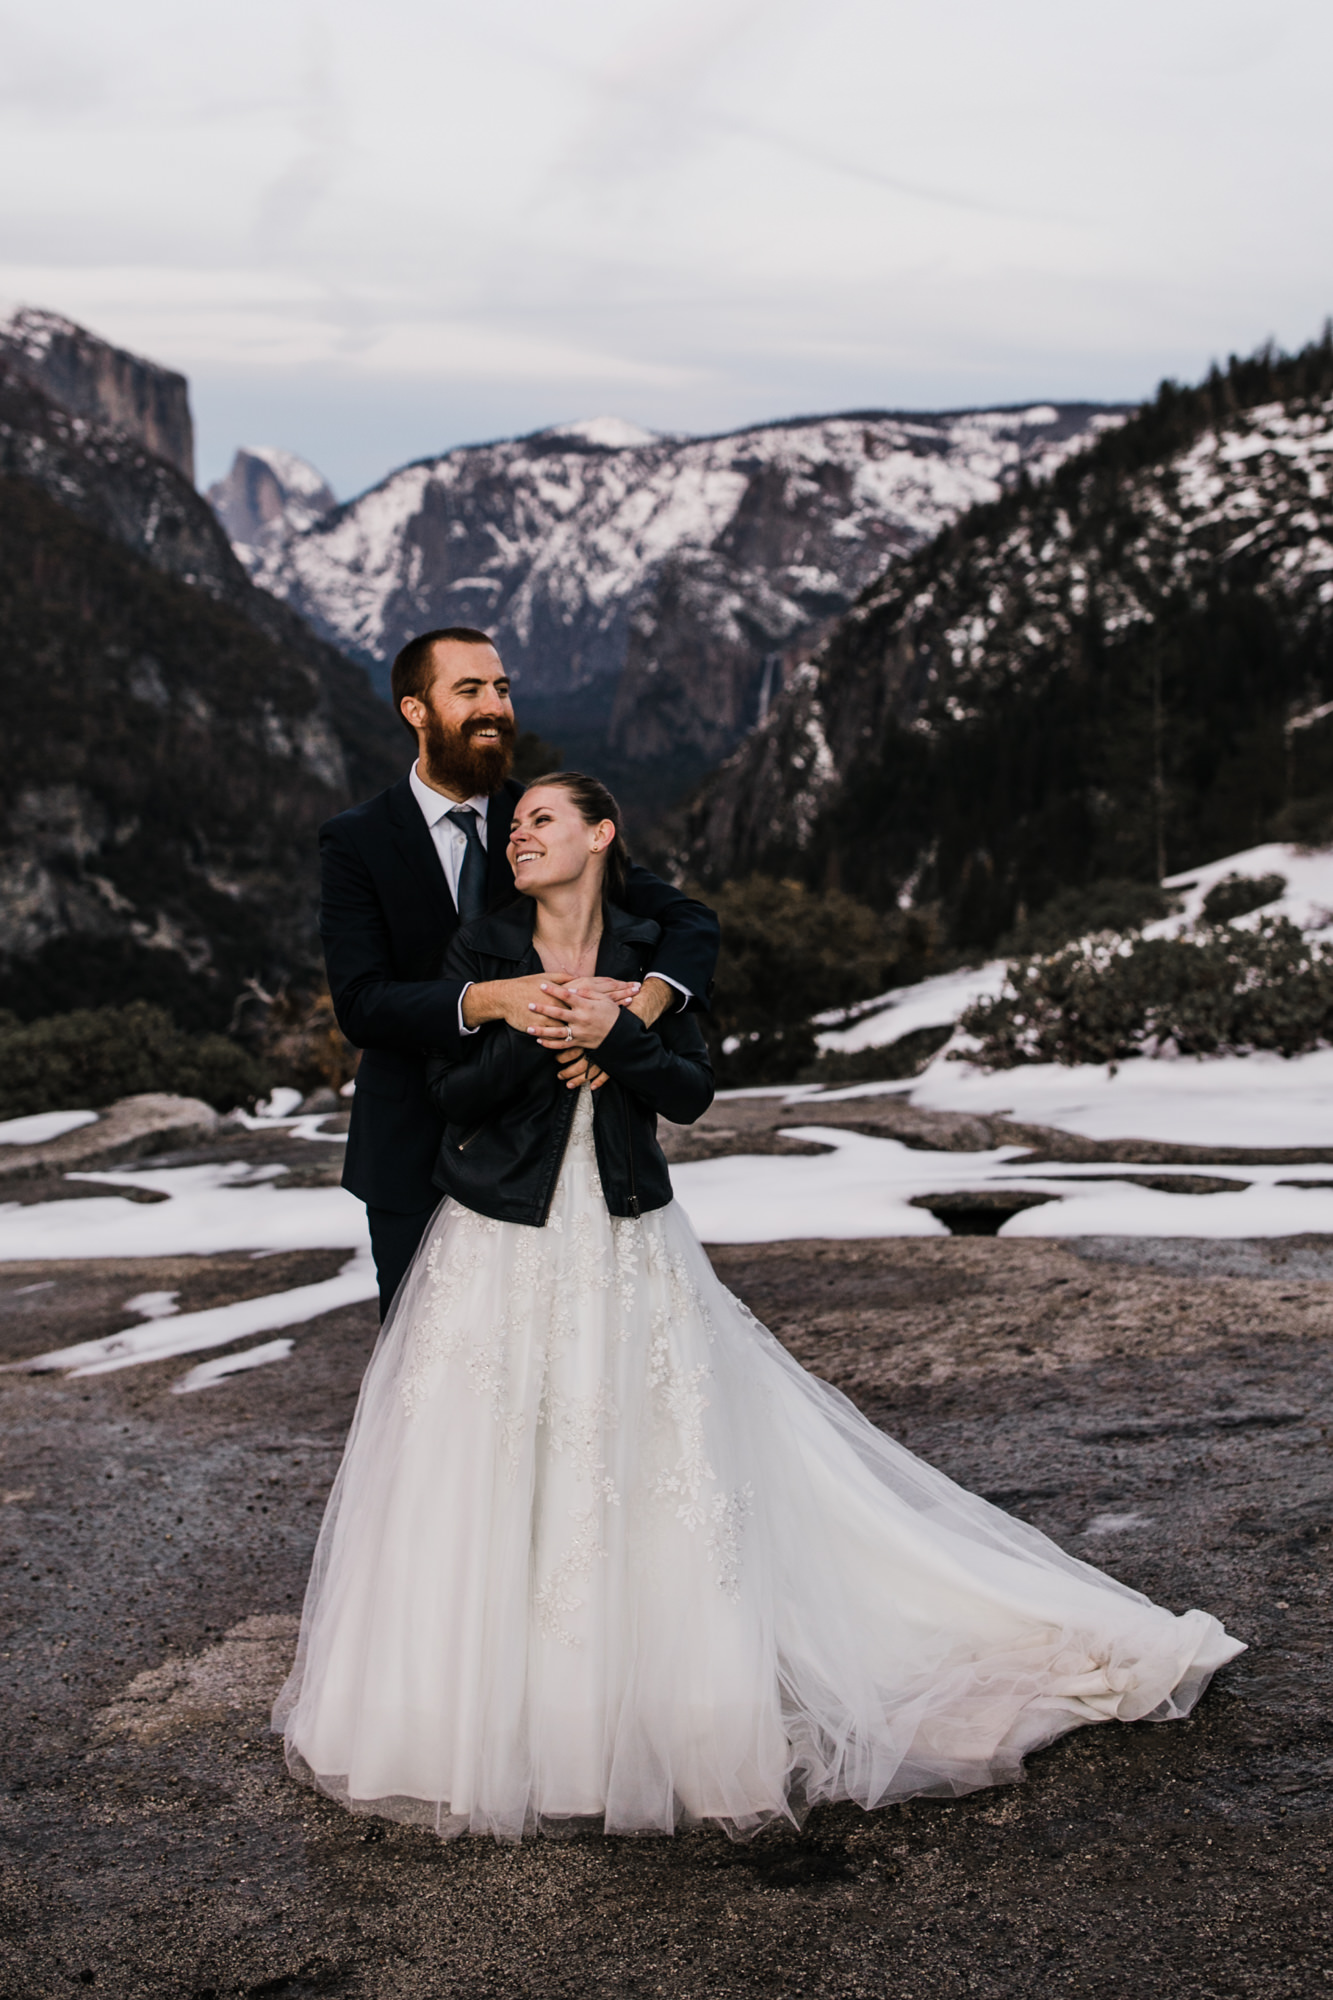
[274,772,1244,1841]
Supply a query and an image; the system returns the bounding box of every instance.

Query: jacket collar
[467,897,661,966]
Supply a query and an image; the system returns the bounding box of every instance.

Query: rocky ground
[0,1100,1330,1998]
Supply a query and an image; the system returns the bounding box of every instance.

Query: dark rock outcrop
[0,307,195,482]
[0,339,402,1027]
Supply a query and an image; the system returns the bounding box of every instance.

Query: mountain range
[0,310,401,1028]
[686,333,1333,947]
[211,404,1124,810]
[11,300,1325,1039]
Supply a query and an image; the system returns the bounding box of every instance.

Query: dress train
[275,1089,1243,1839]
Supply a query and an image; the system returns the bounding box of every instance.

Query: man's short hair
[390,627,496,732]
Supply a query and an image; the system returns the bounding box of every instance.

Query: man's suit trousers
[367,1204,439,1322]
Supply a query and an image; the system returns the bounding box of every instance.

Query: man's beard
[420,711,516,796]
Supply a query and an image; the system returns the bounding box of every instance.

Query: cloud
[2,0,1329,492]
[251,14,347,262]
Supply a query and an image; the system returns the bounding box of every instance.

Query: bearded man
[319,625,720,1318]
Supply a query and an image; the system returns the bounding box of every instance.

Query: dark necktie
[446,806,488,925]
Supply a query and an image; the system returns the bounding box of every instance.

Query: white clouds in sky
[1,0,1328,492]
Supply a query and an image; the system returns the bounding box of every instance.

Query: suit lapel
[385,775,457,934]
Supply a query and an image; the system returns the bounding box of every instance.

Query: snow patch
[546,417,658,449]
[0,1160,369,1261]
[1084,1513,1152,1536]
[0,1109,98,1146]
[910,1044,1333,1150]
[816,963,1008,1054]
[672,1126,1333,1244]
[174,1340,295,1394]
[6,1247,375,1379]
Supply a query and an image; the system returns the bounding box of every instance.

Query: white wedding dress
[275,1088,1243,1841]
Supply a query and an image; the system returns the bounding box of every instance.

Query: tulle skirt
[274,1090,1243,1841]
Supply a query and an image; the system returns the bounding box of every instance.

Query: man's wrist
[460,980,499,1029]
[634,976,675,1027]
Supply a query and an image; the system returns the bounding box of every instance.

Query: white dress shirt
[409,763,492,1036]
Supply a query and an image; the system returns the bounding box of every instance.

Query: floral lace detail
[540,1380,621,1506]
[646,1330,715,1529]
[400,1207,502,1418]
[705,1485,754,1601]
[395,1084,753,1622]
[610,1214,642,1320]
[535,1507,605,1646]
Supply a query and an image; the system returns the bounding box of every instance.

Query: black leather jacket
[426,900,714,1227]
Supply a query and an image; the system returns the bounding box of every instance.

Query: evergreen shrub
[959,916,1333,1068]
[1200,872,1286,923]
[706,876,937,1085]
[0,1003,270,1120]
[999,880,1177,958]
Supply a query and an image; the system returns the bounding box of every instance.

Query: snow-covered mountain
[227,404,1124,769]
[686,336,1333,941]
[207,447,336,559]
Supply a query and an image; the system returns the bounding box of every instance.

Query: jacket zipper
[621,1086,640,1218]
[458,1123,485,1151]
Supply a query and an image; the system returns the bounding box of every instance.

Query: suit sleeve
[589,1002,715,1125]
[620,864,720,1010]
[320,817,470,1062]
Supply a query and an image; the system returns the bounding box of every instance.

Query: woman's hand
[527,978,622,1053]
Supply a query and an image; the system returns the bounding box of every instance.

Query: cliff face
[0,342,401,1027]
[236,405,1124,778]
[207,447,336,554]
[686,338,1333,944]
[0,308,195,482]
[0,353,244,604]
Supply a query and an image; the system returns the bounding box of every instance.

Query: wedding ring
[565,1025,573,1041]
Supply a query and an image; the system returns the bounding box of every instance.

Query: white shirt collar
[409,763,490,829]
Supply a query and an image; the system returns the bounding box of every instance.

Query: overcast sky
[2,0,1330,495]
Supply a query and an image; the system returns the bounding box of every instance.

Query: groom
[320,625,721,1317]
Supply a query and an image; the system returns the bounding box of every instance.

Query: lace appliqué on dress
[398,1085,752,1622]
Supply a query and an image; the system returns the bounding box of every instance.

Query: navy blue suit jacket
[320,774,720,1212]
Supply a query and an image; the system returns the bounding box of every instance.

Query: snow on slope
[688,371,1333,886]
[807,841,1333,1150]
[817,841,1333,1062]
[903,393,1333,700]
[233,403,1123,757]
[1153,842,1333,937]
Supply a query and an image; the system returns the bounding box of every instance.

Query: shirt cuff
[644,972,690,1011]
[457,981,480,1036]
